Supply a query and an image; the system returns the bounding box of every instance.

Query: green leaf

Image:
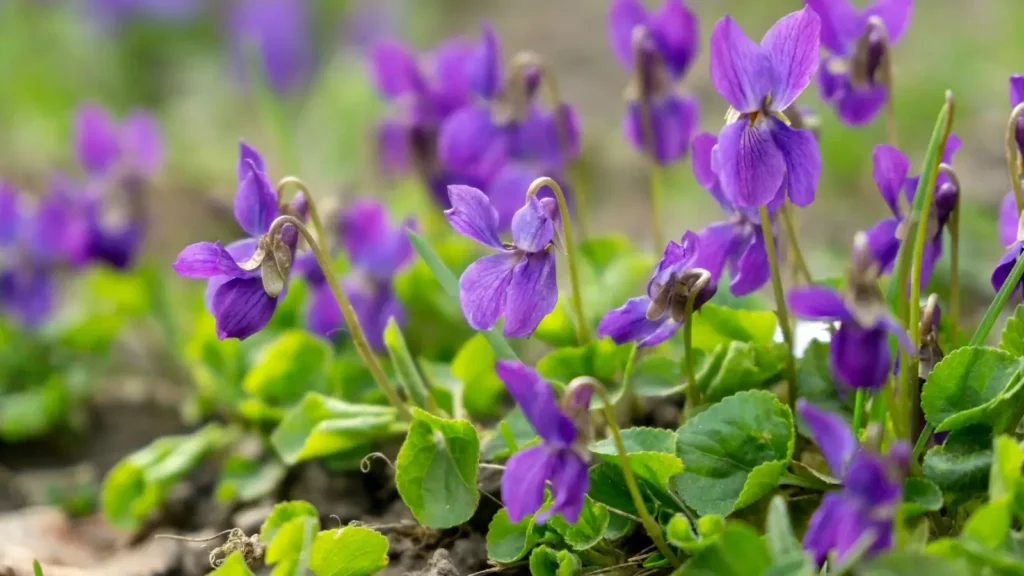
[1000,305,1024,357]
[243,330,332,406]
[546,496,610,550]
[901,478,942,519]
[590,427,684,494]
[0,375,70,442]
[536,339,631,393]
[631,355,685,397]
[963,500,1012,549]
[265,516,317,576]
[673,390,795,516]
[857,551,971,576]
[921,347,1024,432]
[395,408,480,528]
[795,341,852,434]
[680,522,772,576]
[383,318,432,411]
[699,341,789,404]
[603,512,636,541]
[923,425,993,494]
[667,514,730,554]
[208,551,256,576]
[486,509,537,563]
[587,462,645,516]
[260,500,320,544]
[528,546,581,576]
[690,304,778,350]
[270,393,398,465]
[990,435,1023,501]
[32,560,43,576]
[593,426,675,453]
[450,334,506,418]
[309,526,390,576]
[184,314,247,414]
[765,496,801,560]
[215,455,287,504]
[407,230,518,360]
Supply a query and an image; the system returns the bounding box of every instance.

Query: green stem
[526,177,591,345]
[275,177,328,251]
[265,215,411,421]
[938,163,962,345]
[852,389,866,437]
[759,207,798,412]
[500,420,519,454]
[779,472,831,492]
[613,343,639,409]
[780,202,814,285]
[682,271,711,417]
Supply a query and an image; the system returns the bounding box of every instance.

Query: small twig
[479,463,506,472]
[154,529,236,543]
[360,452,395,473]
[467,561,529,576]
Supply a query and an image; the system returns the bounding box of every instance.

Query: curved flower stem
[570,378,680,568]
[526,176,591,345]
[759,207,798,412]
[939,164,961,342]
[613,343,639,410]
[265,214,412,421]
[780,202,814,285]
[852,389,866,437]
[275,177,328,250]
[1007,103,1024,214]
[682,270,711,418]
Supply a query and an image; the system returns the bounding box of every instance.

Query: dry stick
[265,215,411,421]
[938,164,962,341]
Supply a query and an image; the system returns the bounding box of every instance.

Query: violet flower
[173,143,306,340]
[228,0,314,94]
[788,234,909,390]
[607,0,700,164]
[708,7,822,208]
[497,361,591,524]
[445,185,558,338]
[799,400,909,565]
[597,231,717,347]
[1000,191,1019,248]
[439,24,580,228]
[301,199,414,351]
[370,36,478,207]
[807,0,913,125]
[1013,74,1024,157]
[864,138,960,287]
[992,207,1024,297]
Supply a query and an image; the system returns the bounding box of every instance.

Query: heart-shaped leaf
[270,393,398,465]
[921,347,1024,432]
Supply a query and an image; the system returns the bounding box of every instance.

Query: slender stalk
[500,421,519,454]
[759,207,798,411]
[275,177,328,251]
[649,164,666,252]
[265,214,411,421]
[613,343,639,409]
[852,389,866,437]
[1006,103,1024,214]
[573,378,680,568]
[939,164,961,342]
[682,270,711,417]
[780,202,814,285]
[526,177,591,345]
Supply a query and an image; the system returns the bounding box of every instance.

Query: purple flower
[799,400,909,565]
[992,205,1024,297]
[173,142,304,340]
[597,231,717,348]
[301,199,414,350]
[691,132,773,296]
[445,185,559,338]
[1013,74,1024,157]
[807,0,913,125]
[228,0,314,94]
[84,0,203,26]
[607,0,700,164]
[1000,191,1018,248]
[75,104,164,178]
[709,8,822,208]
[788,235,909,390]
[497,361,591,524]
[864,138,959,287]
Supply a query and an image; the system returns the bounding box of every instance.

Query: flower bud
[850,17,889,89]
[845,232,886,327]
[646,268,716,323]
[260,232,293,298]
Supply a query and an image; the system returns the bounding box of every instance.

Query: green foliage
[689,304,779,350]
[308,527,390,576]
[528,546,581,576]
[677,521,773,575]
[383,318,433,411]
[243,330,332,406]
[590,427,685,503]
[902,478,943,519]
[486,509,537,563]
[270,392,399,465]
[207,552,256,576]
[536,339,632,396]
[546,496,610,550]
[451,334,507,418]
[921,346,1024,432]
[923,425,994,494]
[1000,305,1024,357]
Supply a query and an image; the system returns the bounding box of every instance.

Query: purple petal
[306,282,343,338]
[538,451,590,524]
[0,267,55,328]
[797,399,857,477]
[121,111,164,176]
[607,0,648,70]
[238,141,267,180]
[624,94,699,165]
[234,160,279,237]
[877,315,912,354]
[836,84,889,126]
[865,217,901,272]
[864,0,913,43]
[597,296,674,348]
[486,163,550,233]
[445,185,503,248]
[502,445,556,523]
[694,221,739,282]
[788,286,850,322]
[806,0,863,55]
[803,492,851,565]
[992,243,1024,296]
[1012,75,1024,107]
[729,230,770,296]
[649,230,701,291]
[511,105,580,171]
[344,279,401,352]
[438,104,508,180]
[339,199,412,279]
[716,118,786,208]
[173,242,252,279]
[770,117,821,207]
[495,360,577,445]
[691,132,720,192]
[377,121,411,175]
[832,323,892,390]
[650,0,700,78]
[0,184,19,246]
[504,252,558,338]
[1000,192,1018,247]
[872,145,910,217]
[761,7,821,112]
[431,38,476,113]
[459,252,519,331]
[211,277,278,340]
[468,23,502,100]
[709,15,773,112]
[369,39,420,98]
[510,196,554,253]
[75,104,120,176]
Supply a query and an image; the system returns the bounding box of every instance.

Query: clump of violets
[300,199,414,351]
[445,185,558,338]
[227,0,314,94]
[708,7,822,208]
[806,0,913,125]
[496,361,591,524]
[788,233,908,390]
[999,75,1024,247]
[607,0,700,164]
[597,231,717,347]
[173,143,308,340]
[370,36,479,207]
[439,24,580,228]
[864,138,960,286]
[799,400,909,564]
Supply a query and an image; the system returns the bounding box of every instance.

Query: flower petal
[173,242,251,279]
[729,230,770,296]
[694,221,739,282]
[802,492,851,565]
[871,145,910,217]
[864,0,913,43]
[992,243,1024,296]
[865,217,901,272]
[836,84,889,126]
[538,451,590,524]
[770,117,821,207]
[691,132,720,192]
[431,38,476,113]
[1001,191,1018,247]
[238,141,267,180]
[716,118,786,208]
[487,164,569,233]
[504,252,558,338]
[339,199,412,279]
[75,104,120,176]
[121,111,164,176]
[597,296,666,347]
[1012,74,1024,107]
[806,0,863,55]
[761,7,821,112]
[211,277,278,340]
[306,282,343,338]
[467,23,503,100]
[788,286,850,322]
[0,183,19,246]
[369,39,420,98]
[607,0,648,70]
[511,196,554,253]
[438,104,507,180]
[502,445,557,523]
[832,323,892,390]
[0,266,55,328]
[496,360,577,446]
[650,0,700,78]
[234,161,279,237]
[797,399,857,477]
[377,121,411,175]
[709,15,773,112]
[445,185,503,248]
[459,252,519,331]
[624,95,699,165]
